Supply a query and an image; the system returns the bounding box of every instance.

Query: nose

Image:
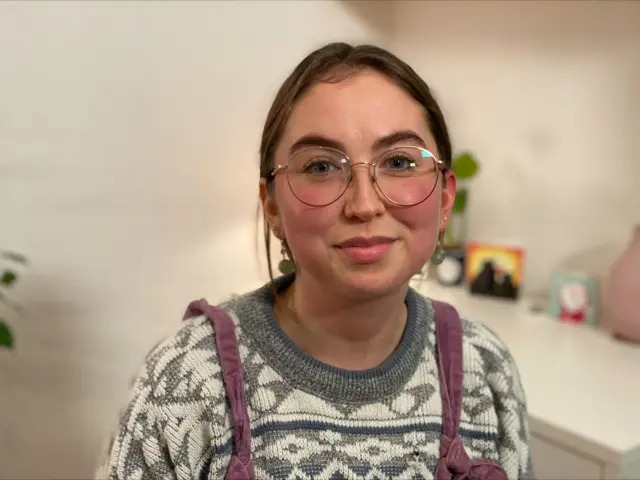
[342,162,386,221]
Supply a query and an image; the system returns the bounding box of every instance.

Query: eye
[303,159,336,174]
[301,156,347,176]
[381,154,416,170]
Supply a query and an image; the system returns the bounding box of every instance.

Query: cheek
[390,198,441,261]
[277,184,340,247]
[391,196,441,236]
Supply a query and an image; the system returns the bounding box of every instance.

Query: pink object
[604,224,640,342]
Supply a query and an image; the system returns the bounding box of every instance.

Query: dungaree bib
[183,299,508,480]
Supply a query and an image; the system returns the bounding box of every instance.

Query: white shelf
[411,279,640,479]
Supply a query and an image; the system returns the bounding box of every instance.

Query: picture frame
[548,270,598,327]
[465,242,525,300]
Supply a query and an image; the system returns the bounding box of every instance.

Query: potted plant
[1,251,28,349]
[444,151,479,248]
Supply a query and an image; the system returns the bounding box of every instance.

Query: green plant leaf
[1,270,17,287]
[452,188,468,213]
[452,152,479,179]
[1,252,28,265]
[443,228,454,248]
[0,321,13,348]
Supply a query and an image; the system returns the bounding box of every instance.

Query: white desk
[411,279,640,480]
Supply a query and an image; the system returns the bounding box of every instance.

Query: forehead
[278,69,438,157]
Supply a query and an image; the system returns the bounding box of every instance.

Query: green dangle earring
[278,241,296,275]
[430,230,446,265]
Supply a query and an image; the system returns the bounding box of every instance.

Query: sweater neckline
[234,274,433,404]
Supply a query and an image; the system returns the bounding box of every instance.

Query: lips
[335,236,396,264]
[336,236,396,248]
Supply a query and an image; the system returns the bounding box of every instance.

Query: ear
[259,178,284,240]
[440,170,457,231]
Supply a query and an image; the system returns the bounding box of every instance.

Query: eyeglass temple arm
[266,165,287,183]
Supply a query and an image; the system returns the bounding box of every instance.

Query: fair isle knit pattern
[97,276,534,480]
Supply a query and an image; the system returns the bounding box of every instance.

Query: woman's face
[261,69,456,297]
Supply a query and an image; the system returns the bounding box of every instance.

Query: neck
[274,274,409,370]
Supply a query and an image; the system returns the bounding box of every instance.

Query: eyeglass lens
[285,146,439,206]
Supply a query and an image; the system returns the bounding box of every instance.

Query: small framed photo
[548,270,598,327]
[465,242,525,300]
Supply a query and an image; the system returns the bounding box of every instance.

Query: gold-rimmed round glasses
[266,146,445,207]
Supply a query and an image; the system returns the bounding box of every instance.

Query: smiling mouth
[336,236,396,248]
[335,236,397,264]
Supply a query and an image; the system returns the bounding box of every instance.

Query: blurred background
[0,0,638,478]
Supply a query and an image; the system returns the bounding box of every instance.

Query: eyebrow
[289,130,428,155]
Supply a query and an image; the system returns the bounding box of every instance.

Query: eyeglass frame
[265,145,447,207]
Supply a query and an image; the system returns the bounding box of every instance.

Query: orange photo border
[465,242,525,287]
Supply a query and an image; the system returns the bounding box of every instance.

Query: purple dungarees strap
[183,299,255,480]
[184,297,507,480]
[431,300,508,480]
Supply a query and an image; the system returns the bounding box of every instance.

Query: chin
[325,247,422,298]
[335,266,412,299]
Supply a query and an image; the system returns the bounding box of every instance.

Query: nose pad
[348,163,376,192]
[346,162,385,205]
[349,162,376,183]
[343,162,385,218]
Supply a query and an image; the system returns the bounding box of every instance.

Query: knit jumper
[97,276,534,479]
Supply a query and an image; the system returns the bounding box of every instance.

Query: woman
[97,43,533,479]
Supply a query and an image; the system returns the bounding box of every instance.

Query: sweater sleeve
[468,322,535,480]
[96,317,226,480]
[499,351,535,479]
[95,368,178,480]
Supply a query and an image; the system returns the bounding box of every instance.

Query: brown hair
[258,42,453,284]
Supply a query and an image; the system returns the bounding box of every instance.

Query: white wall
[389,0,640,292]
[0,1,392,478]
[2,0,638,477]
